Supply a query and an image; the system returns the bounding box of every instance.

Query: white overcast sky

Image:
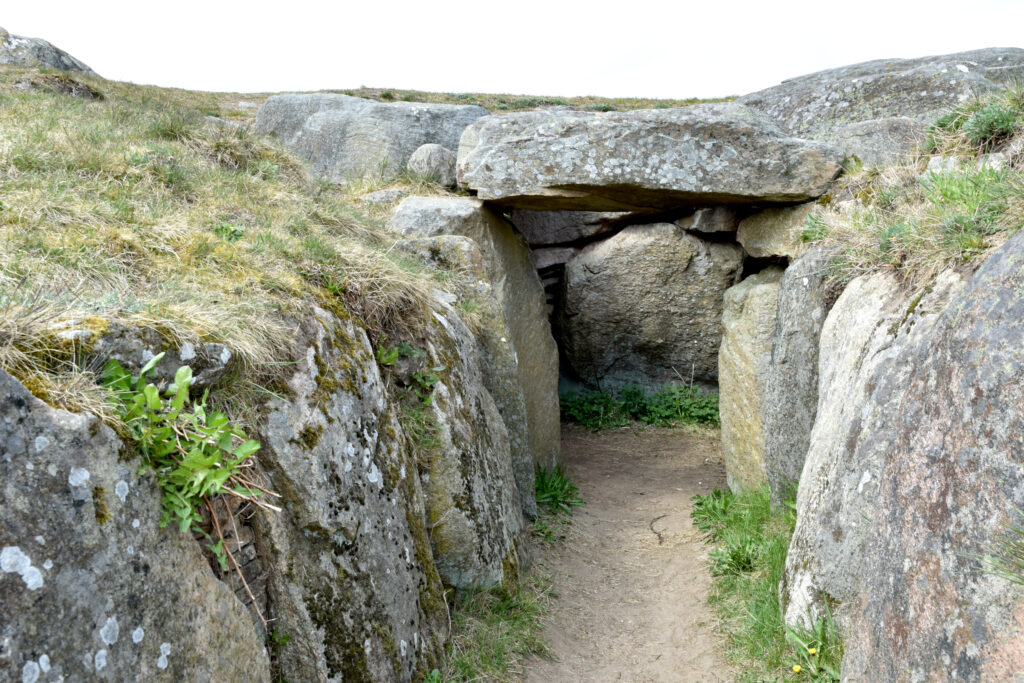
[5,1,1024,98]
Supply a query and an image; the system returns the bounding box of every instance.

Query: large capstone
[255,94,488,182]
[560,223,743,391]
[456,104,844,211]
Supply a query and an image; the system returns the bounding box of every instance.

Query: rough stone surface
[394,235,537,518]
[407,144,457,187]
[389,198,561,479]
[736,204,814,259]
[718,267,784,493]
[781,270,966,632]
[419,298,526,588]
[677,207,741,234]
[361,188,409,204]
[533,247,580,270]
[832,117,929,166]
[761,248,830,504]
[508,209,632,246]
[560,223,744,391]
[257,308,446,682]
[737,48,1024,148]
[83,321,233,392]
[255,94,488,182]
[839,231,1024,679]
[0,27,97,75]
[0,370,268,682]
[457,104,844,211]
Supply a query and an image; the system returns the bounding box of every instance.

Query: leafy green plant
[560,385,720,430]
[375,344,399,366]
[213,221,245,242]
[534,463,584,516]
[102,352,279,625]
[559,390,628,430]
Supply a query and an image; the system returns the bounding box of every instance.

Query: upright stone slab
[457,104,844,211]
[419,297,526,589]
[718,267,784,492]
[842,230,1024,680]
[781,271,966,632]
[0,370,268,682]
[395,234,538,518]
[761,248,830,503]
[560,223,743,390]
[255,94,488,182]
[257,308,446,681]
[389,197,560,493]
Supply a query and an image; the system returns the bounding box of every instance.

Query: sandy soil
[524,423,732,683]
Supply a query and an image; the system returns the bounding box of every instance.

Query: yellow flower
[793,665,802,673]
[808,648,817,655]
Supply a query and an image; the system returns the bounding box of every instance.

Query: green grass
[560,384,720,430]
[0,65,453,425]
[438,575,553,682]
[691,487,842,681]
[805,89,1024,287]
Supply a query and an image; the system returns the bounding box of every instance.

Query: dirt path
[525,423,732,683]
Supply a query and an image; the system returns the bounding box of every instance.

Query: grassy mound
[804,87,1024,286]
[0,66,453,422]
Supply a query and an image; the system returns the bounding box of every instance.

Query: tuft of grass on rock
[802,88,1024,287]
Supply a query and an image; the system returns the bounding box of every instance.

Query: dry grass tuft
[804,88,1024,287]
[0,66,440,415]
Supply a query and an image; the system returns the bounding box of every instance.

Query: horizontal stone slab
[457,103,844,211]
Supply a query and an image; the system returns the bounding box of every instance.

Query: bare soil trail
[525,423,733,683]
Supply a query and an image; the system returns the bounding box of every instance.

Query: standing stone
[841,229,1024,680]
[0,26,97,75]
[419,297,526,589]
[389,197,561,497]
[560,224,743,391]
[257,308,446,681]
[761,248,830,504]
[736,204,814,259]
[394,234,538,519]
[781,270,966,632]
[0,370,268,682]
[718,267,784,492]
[407,143,457,187]
[457,104,844,211]
[255,94,488,182]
